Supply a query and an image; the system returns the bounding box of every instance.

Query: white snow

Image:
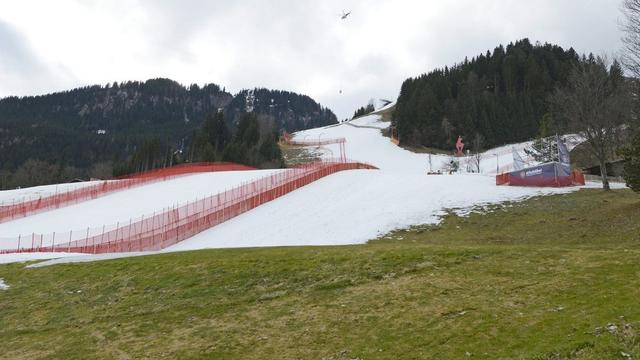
[167,170,575,252]
[348,115,390,129]
[0,278,8,290]
[0,181,106,205]
[314,115,581,175]
[26,252,157,268]
[0,114,611,266]
[371,100,396,114]
[0,252,87,264]
[0,170,281,243]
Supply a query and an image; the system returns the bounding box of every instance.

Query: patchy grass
[0,189,639,359]
[279,143,324,166]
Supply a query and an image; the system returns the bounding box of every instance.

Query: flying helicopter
[341,10,351,19]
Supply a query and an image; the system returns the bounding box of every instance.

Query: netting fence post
[98,225,105,254]
[85,227,90,253]
[113,222,120,253]
[138,215,144,251]
[150,211,156,251]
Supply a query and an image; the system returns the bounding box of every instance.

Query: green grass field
[1,189,639,359]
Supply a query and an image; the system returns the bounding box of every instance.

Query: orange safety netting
[0,162,256,223]
[0,160,377,255]
[118,162,255,179]
[571,169,586,185]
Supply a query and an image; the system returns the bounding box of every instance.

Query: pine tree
[393,39,580,150]
[202,111,231,154]
[621,133,640,192]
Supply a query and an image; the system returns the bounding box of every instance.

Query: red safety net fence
[0,160,377,255]
[0,162,256,224]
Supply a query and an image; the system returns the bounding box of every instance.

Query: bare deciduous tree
[622,0,640,78]
[470,132,484,173]
[12,159,59,188]
[89,162,114,180]
[550,58,632,190]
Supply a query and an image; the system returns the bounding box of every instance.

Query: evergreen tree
[222,143,248,164]
[236,113,260,147]
[393,39,581,150]
[621,133,640,192]
[203,111,231,153]
[352,101,376,119]
[191,111,285,169]
[0,79,335,188]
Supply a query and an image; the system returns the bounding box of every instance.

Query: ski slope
[168,170,573,252]
[297,114,535,174]
[0,113,593,265]
[168,114,581,251]
[0,181,106,205]
[0,170,281,243]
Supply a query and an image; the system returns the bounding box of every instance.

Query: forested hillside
[225,88,337,131]
[393,39,581,150]
[114,110,284,177]
[0,79,336,188]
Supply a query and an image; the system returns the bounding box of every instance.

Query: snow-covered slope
[0,170,281,240]
[0,114,589,265]
[0,181,105,205]
[167,116,583,252]
[295,114,526,174]
[168,170,572,251]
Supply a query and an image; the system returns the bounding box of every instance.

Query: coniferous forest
[352,102,375,119]
[393,39,582,151]
[0,79,336,188]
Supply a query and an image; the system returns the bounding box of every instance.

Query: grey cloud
[0,19,76,97]
[0,0,626,120]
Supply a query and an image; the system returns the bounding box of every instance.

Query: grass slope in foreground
[0,189,639,359]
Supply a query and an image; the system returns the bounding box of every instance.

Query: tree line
[0,79,335,189]
[393,39,580,151]
[392,35,640,191]
[352,102,375,119]
[112,110,284,177]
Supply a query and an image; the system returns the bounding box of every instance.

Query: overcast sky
[0,0,625,120]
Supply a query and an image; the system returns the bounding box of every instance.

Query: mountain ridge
[0,78,337,186]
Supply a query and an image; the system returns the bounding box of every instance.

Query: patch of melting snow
[0,278,9,290]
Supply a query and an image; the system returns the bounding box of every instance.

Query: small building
[583,159,625,177]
